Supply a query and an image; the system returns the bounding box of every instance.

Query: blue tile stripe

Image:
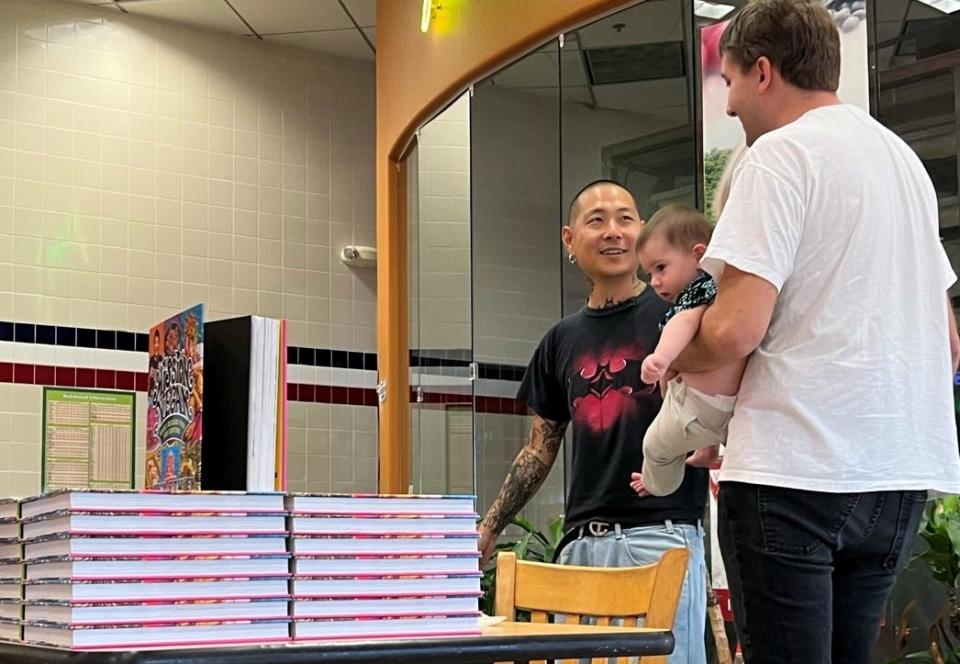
[0,321,147,352]
[0,321,530,381]
[0,320,377,371]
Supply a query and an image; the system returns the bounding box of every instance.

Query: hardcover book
[146,305,204,491]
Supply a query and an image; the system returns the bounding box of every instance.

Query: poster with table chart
[42,388,136,491]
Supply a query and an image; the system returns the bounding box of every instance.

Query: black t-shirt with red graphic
[518,287,707,529]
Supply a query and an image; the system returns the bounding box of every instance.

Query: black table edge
[0,630,674,664]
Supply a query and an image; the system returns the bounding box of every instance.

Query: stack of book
[287,494,482,641]
[18,490,291,650]
[0,499,20,642]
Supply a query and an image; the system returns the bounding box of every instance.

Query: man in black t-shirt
[477,181,708,664]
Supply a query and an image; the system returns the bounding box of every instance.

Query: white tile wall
[286,400,378,495]
[0,0,377,496]
[411,94,470,352]
[471,87,562,368]
[409,96,473,498]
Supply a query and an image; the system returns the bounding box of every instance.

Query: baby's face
[639,234,703,304]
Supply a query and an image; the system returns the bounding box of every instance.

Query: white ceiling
[486,0,949,120]
[62,0,376,61]
[487,0,695,123]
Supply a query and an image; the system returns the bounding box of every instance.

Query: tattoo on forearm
[539,418,566,455]
[481,451,548,535]
[481,418,567,535]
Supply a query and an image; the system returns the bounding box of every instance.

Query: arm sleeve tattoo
[479,415,568,536]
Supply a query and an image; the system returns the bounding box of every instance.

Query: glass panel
[410,94,475,495]
[560,0,699,492]
[472,41,564,536]
[561,0,698,318]
[869,3,959,659]
[407,142,422,490]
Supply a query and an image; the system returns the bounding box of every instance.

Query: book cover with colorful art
[146,305,203,491]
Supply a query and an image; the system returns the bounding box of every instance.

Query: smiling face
[638,232,705,304]
[562,183,643,282]
[164,323,180,354]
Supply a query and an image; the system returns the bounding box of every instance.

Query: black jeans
[718,482,926,664]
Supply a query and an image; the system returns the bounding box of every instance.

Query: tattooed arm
[477,414,568,566]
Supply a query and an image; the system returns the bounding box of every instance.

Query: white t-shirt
[702,103,960,494]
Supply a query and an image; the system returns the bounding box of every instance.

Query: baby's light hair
[636,204,712,252]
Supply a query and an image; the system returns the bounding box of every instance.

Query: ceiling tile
[557,86,592,105]
[560,49,588,86]
[593,78,689,114]
[230,0,353,35]
[578,3,684,49]
[490,52,558,88]
[117,0,246,35]
[342,0,375,27]
[265,28,373,60]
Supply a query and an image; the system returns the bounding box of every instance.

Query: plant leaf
[513,531,534,560]
[550,515,566,547]
[511,515,538,534]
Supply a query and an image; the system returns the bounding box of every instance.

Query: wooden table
[0,622,674,663]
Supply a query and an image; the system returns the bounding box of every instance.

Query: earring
[568,253,577,264]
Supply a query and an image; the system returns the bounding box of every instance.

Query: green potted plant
[886,497,960,663]
[479,514,565,617]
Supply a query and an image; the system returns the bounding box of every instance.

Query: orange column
[375,152,410,493]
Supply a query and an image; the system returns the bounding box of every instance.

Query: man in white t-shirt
[673,1,960,662]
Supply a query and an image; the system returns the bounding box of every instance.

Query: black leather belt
[579,518,700,536]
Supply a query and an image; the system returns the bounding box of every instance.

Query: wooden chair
[494,547,689,664]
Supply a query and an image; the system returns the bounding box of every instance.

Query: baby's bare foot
[629,471,651,497]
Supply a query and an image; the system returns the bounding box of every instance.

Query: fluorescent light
[694,1,736,20]
[420,0,432,32]
[916,0,960,13]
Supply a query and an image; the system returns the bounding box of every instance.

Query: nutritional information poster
[42,388,136,491]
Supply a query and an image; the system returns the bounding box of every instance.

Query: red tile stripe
[0,362,528,414]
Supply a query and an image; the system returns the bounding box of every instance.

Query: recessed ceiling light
[693,1,736,20]
[916,0,960,13]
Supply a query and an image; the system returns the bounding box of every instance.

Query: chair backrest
[494,547,689,664]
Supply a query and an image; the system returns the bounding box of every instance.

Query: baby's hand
[686,445,722,469]
[641,353,670,385]
[629,471,651,497]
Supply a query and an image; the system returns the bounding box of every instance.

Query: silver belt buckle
[588,521,610,537]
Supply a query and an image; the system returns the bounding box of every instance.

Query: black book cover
[202,317,253,490]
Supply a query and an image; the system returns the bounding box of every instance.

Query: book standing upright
[145,305,204,491]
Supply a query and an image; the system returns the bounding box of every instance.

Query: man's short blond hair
[719,0,840,92]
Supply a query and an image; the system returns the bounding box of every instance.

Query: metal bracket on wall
[468,362,478,381]
[415,386,424,403]
[559,33,565,49]
[376,380,387,403]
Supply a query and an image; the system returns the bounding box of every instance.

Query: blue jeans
[718,482,926,664]
[557,521,707,664]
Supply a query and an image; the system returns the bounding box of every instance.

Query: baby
[630,204,746,497]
